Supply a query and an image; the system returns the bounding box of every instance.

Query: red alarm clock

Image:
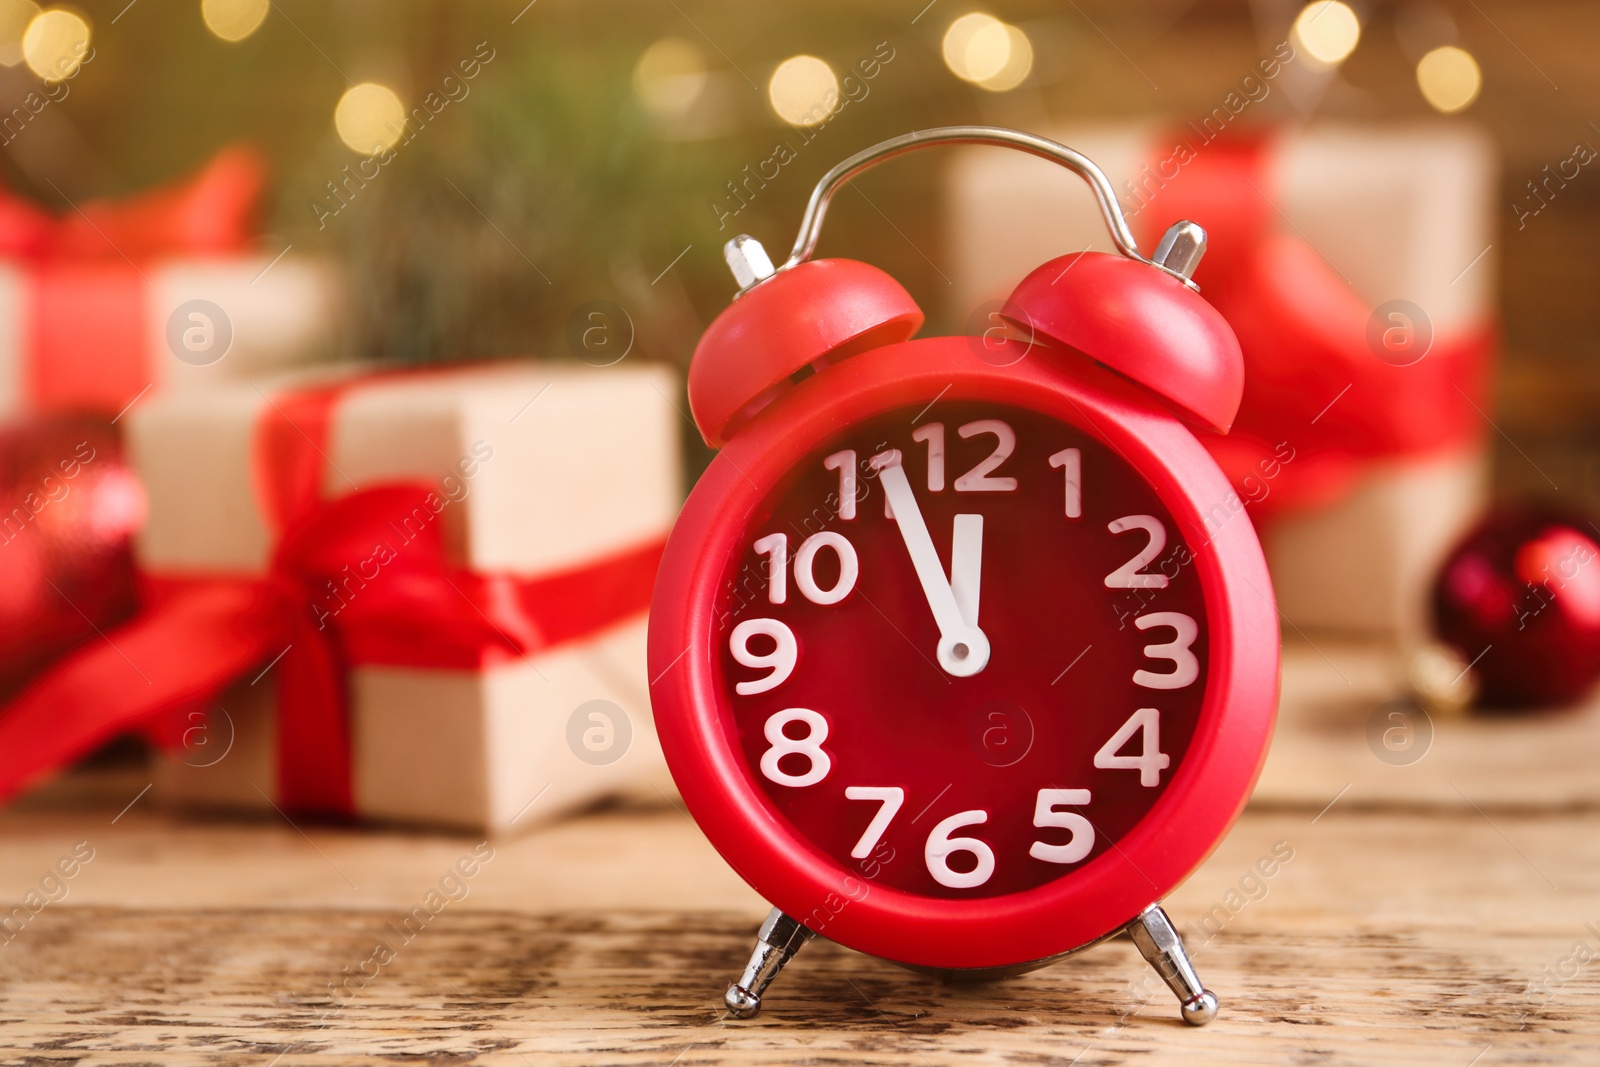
[648,127,1279,1025]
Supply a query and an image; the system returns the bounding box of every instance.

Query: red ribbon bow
[1134,132,1495,517]
[0,145,266,415]
[0,378,664,813]
[0,144,263,262]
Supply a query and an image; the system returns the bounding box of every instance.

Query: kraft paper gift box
[0,254,342,418]
[135,362,681,832]
[948,123,1498,638]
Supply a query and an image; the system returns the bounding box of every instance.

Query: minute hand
[874,453,991,677]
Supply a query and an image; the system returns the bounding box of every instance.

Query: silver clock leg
[724,908,815,1019]
[1128,903,1218,1026]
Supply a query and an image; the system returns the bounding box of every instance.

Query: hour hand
[871,450,990,677]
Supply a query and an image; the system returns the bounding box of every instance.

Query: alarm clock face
[715,398,1207,900]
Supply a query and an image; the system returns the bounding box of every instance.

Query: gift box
[0,146,340,418]
[948,123,1498,638]
[152,621,654,833]
[0,362,681,832]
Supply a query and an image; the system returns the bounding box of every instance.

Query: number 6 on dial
[925,810,995,889]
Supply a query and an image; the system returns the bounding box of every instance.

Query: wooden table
[2,638,1598,1065]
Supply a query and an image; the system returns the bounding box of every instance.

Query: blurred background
[3,0,1600,814]
[0,0,1588,496]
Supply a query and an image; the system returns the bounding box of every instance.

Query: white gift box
[0,254,341,417]
[134,362,682,832]
[948,123,1497,637]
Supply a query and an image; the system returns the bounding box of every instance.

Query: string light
[1416,45,1481,113]
[1291,1,1360,69]
[22,7,90,82]
[334,82,406,154]
[0,0,39,67]
[768,55,838,127]
[201,0,268,43]
[633,37,708,119]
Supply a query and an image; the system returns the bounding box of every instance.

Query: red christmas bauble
[0,416,145,701]
[1431,504,1600,708]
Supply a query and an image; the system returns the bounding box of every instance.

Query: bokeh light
[1292,1,1361,69]
[1416,45,1482,113]
[943,13,1000,81]
[943,13,1033,91]
[201,0,268,43]
[974,22,1032,91]
[632,37,708,120]
[767,55,839,127]
[334,82,406,154]
[22,6,90,82]
[0,0,40,67]
[957,15,1008,81]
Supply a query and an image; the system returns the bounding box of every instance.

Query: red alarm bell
[649,127,1279,1025]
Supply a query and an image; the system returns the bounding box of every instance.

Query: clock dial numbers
[720,400,1207,898]
[731,529,861,694]
[1029,788,1095,864]
[842,783,1105,882]
[1049,447,1082,518]
[902,420,1021,494]
[730,618,798,695]
[925,810,996,889]
[823,449,858,520]
[1093,708,1171,787]
[912,423,945,491]
[1133,612,1200,689]
[1104,514,1170,589]
[952,419,1019,492]
[750,531,861,609]
[793,532,859,606]
[845,786,905,859]
[753,533,788,605]
[761,708,831,787]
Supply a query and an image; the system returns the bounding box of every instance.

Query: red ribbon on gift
[1133,131,1496,517]
[0,377,664,814]
[0,145,264,414]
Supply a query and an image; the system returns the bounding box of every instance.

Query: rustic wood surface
[2,638,1598,1065]
[1254,639,1600,810]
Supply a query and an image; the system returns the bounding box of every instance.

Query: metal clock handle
[723,124,1207,292]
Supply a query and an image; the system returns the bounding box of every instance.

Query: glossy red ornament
[0,416,144,700]
[650,128,1279,1026]
[1432,504,1600,707]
